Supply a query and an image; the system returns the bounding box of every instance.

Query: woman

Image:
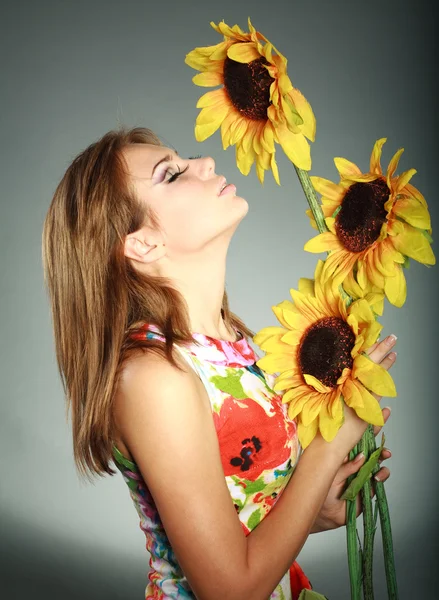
[42,126,395,599]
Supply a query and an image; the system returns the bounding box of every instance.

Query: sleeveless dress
[112,323,313,599]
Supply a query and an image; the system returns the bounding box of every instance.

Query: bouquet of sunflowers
[185,18,435,600]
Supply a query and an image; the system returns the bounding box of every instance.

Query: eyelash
[166,164,189,183]
[166,155,202,183]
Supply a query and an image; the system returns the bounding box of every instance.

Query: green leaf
[298,590,329,600]
[401,255,411,269]
[210,370,247,399]
[248,509,262,530]
[238,478,267,495]
[421,229,434,244]
[341,434,386,501]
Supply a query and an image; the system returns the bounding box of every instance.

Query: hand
[330,334,398,456]
[311,413,392,532]
[311,334,397,532]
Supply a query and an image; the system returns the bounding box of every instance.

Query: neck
[156,247,236,341]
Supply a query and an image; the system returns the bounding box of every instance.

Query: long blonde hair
[42,126,254,482]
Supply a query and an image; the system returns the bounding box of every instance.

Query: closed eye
[166,164,189,183]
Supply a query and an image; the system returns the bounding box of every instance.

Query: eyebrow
[151,151,179,177]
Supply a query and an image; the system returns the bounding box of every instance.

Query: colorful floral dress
[112,323,313,599]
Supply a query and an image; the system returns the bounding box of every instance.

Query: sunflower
[303,138,435,307]
[253,260,396,449]
[185,18,316,184]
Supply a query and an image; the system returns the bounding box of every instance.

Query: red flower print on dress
[213,394,294,480]
[290,561,313,600]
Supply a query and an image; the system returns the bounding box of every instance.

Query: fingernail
[386,334,397,345]
[389,352,397,359]
[384,406,392,414]
[374,474,381,481]
[354,452,365,463]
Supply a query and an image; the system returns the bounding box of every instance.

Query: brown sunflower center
[299,317,356,388]
[335,178,390,253]
[223,55,274,120]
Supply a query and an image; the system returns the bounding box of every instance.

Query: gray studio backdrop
[1,0,437,598]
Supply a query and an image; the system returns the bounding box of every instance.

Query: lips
[217,177,228,196]
[219,183,237,197]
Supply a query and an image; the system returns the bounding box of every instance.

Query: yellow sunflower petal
[353,382,385,426]
[256,352,295,374]
[192,71,224,87]
[306,209,318,230]
[394,169,417,193]
[210,21,248,41]
[297,415,319,449]
[301,394,325,426]
[253,326,287,348]
[229,116,249,146]
[280,95,303,133]
[275,123,311,170]
[281,329,303,346]
[288,87,316,142]
[393,198,431,230]
[255,161,265,184]
[273,371,303,392]
[196,88,228,108]
[342,379,364,409]
[390,221,436,265]
[221,110,240,149]
[274,304,310,331]
[334,157,362,179]
[304,232,344,253]
[282,385,311,408]
[348,298,375,325]
[404,182,428,209]
[353,354,397,397]
[319,400,343,443]
[303,374,332,394]
[227,41,260,63]
[236,140,256,175]
[270,153,280,185]
[360,319,383,350]
[309,176,344,201]
[387,147,404,180]
[384,264,407,307]
[260,122,275,153]
[195,117,227,142]
[328,387,344,419]
[345,173,380,184]
[298,277,315,296]
[369,138,387,175]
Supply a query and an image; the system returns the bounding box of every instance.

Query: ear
[124,229,167,264]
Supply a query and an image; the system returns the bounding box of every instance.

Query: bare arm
[114,343,393,600]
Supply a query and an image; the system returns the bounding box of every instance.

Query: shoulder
[113,347,211,456]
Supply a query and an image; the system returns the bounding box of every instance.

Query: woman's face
[122,143,249,256]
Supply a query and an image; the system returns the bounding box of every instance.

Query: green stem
[294,166,329,234]
[360,426,376,599]
[294,166,350,304]
[293,165,368,599]
[346,444,363,600]
[366,431,399,599]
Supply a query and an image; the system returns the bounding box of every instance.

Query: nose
[202,156,215,178]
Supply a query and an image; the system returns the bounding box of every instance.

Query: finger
[366,334,397,364]
[335,452,366,484]
[374,467,390,483]
[373,406,392,436]
[369,468,391,498]
[378,448,392,463]
[364,341,379,355]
